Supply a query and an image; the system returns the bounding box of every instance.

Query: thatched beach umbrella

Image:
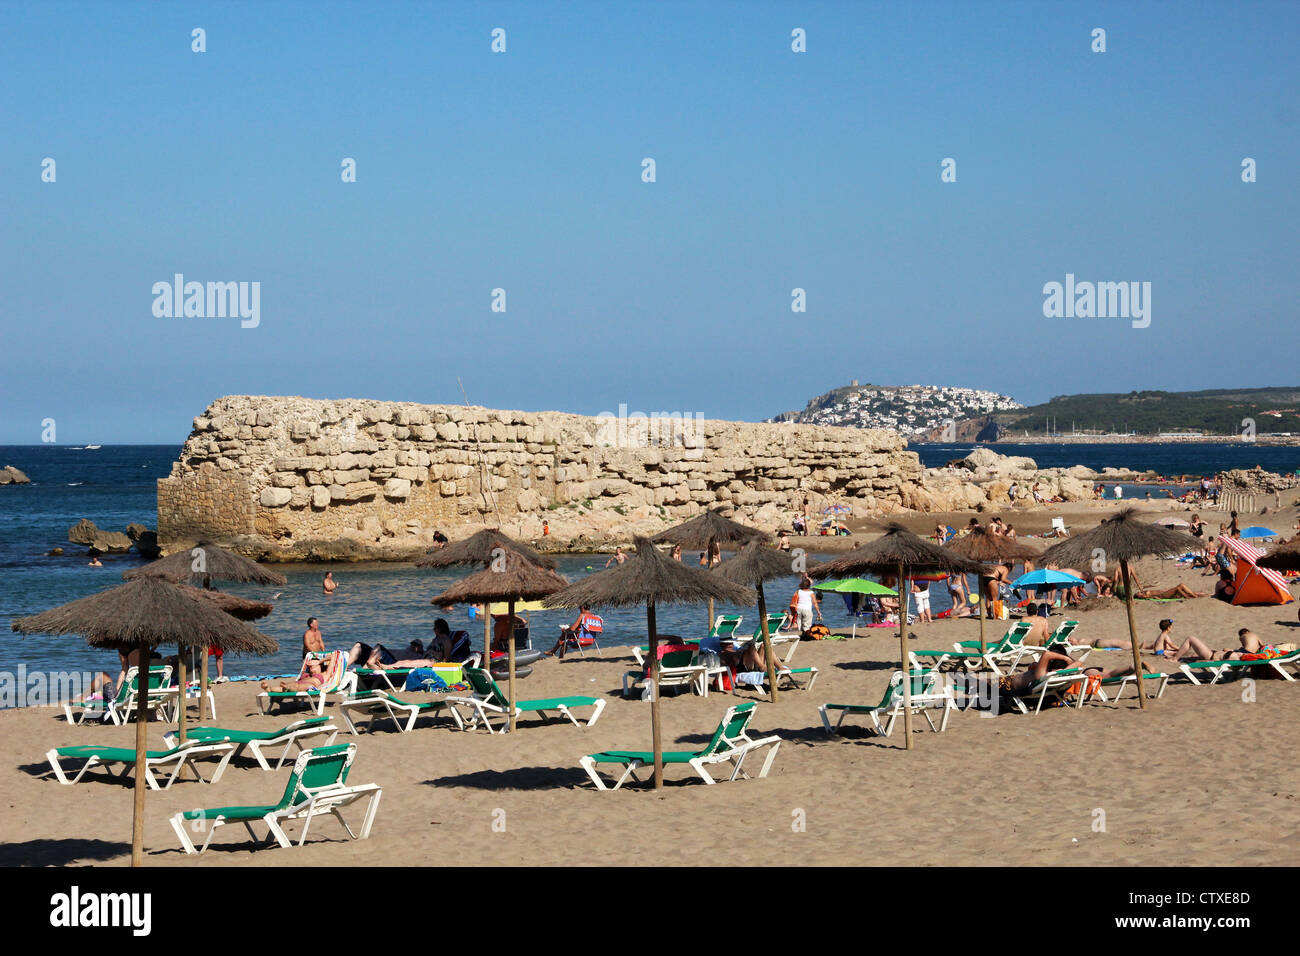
[416,529,556,679]
[11,576,277,866]
[810,524,980,748]
[1041,508,1201,709]
[544,537,755,787]
[714,540,815,703]
[429,549,568,731]
[126,542,286,725]
[1258,537,1300,572]
[653,508,769,634]
[180,585,273,621]
[944,528,1043,656]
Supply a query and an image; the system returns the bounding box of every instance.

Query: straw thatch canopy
[808,523,982,579]
[124,541,287,586]
[414,529,555,569]
[714,539,815,588]
[430,549,569,605]
[1258,537,1300,572]
[181,584,273,621]
[1040,508,1201,568]
[544,537,756,610]
[11,576,278,654]
[944,526,1043,565]
[652,508,770,551]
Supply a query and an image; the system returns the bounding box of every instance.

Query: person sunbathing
[261,656,327,693]
[346,640,425,668]
[998,649,1151,700]
[1156,627,1282,663]
[360,641,435,669]
[1114,569,1205,600]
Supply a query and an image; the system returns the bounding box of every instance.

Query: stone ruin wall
[157,395,928,549]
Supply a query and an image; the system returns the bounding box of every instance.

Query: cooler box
[430,663,462,685]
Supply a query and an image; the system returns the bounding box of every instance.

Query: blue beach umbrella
[1239,527,1277,539]
[1011,569,1087,590]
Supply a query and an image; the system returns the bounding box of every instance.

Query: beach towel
[404,669,449,693]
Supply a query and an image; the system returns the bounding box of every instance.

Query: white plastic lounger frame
[452,695,606,734]
[578,736,782,791]
[164,718,340,771]
[338,692,465,735]
[169,747,382,854]
[821,671,954,736]
[46,739,236,790]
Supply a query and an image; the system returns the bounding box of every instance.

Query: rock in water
[68,519,100,544]
[0,466,31,484]
[90,531,133,553]
[134,530,162,559]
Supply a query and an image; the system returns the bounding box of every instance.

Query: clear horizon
[3,1,1297,444]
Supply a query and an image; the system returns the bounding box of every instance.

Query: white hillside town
[771,382,1023,438]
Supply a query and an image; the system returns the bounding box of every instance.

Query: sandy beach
[3,542,1297,868]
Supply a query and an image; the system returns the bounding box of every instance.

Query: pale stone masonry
[157,395,927,556]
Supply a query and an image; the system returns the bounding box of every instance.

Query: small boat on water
[84,445,101,450]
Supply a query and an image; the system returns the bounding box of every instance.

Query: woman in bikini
[261,655,327,693]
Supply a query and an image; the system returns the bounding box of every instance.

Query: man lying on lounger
[1150,627,1288,663]
[996,649,1152,702]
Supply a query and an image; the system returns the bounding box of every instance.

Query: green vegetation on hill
[994,387,1300,436]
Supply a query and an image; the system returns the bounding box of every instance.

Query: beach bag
[991,600,1009,620]
[806,623,831,641]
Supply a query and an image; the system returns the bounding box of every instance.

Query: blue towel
[405,669,448,693]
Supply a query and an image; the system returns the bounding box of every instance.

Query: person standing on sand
[912,578,932,623]
[323,572,337,595]
[792,575,821,634]
[302,617,325,659]
[947,573,970,617]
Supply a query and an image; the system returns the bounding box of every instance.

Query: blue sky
[1,0,1297,443]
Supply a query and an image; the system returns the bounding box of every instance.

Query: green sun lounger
[169,743,382,854]
[163,716,339,770]
[821,669,955,735]
[63,664,174,725]
[46,737,236,790]
[1096,670,1172,702]
[451,668,606,733]
[1178,650,1300,685]
[954,621,1033,652]
[579,701,781,790]
[338,690,466,734]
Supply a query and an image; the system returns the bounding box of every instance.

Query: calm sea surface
[2,441,1296,688]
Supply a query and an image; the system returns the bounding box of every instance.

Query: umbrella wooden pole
[199,648,209,722]
[707,597,715,638]
[648,600,663,789]
[978,572,987,658]
[507,599,517,733]
[758,582,778,703]
[1121,559,1147,710]
[483,602,492,672]
[175,649,187,743]
[131,644,152,867]
[898,561,914,750]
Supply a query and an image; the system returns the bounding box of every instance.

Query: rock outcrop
[158,395,929,558]
[0,466,31,485]
[69,518,151,554]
